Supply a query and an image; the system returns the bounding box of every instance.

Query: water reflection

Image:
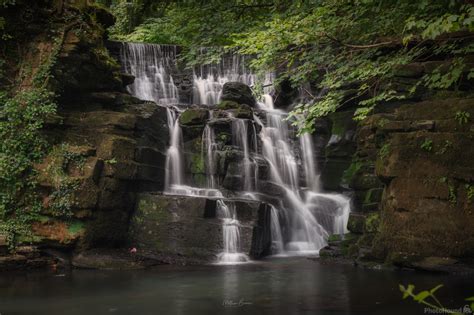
[0,258,472,315]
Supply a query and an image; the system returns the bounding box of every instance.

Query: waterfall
[300,133,320,191]
[216,200,249,264]
[192,54,257,105]
[119,41,350,262]
[202,123,217,189]
[164,107,184,191]
[270,206,284,253]
[120,42,179,105]
[231,118,256,192]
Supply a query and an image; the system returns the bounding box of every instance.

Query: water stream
[120,42,350,263]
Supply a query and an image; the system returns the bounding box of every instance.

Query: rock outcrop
[128,193,272,264]
[0,1,169,270]
[221,82,257,107]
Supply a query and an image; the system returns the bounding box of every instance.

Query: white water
[231,118,257,192]
[164,107,184,190]
[193,53,257,105]
[121,43,179,105]
[215,200,250,264]
[202,123,217,189]
[119,42,350,263]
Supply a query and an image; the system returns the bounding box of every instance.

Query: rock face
[128,193,272,264]
[338,97,474,271]
[0,1,170,270]
[370,98,474,263]
[221,82,257,107]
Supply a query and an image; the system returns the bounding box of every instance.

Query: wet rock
[321,110,358,191]
[217,100,253,119]
[128,193,270,264]
[348,97,474,269]
[179,107,209,126]
[120,73,135,87]
[347,213,366,234]
[221,82,256,107]
[72,248,159,270]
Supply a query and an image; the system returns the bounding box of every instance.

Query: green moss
[328,234,342,242]
[179,108,208,125]
[377,117,390,128]
[190,153,205,174]
[363,188,383,204]
[217,132,231,144]
[364,212,380,233]
[465,184,474,203]
[378,143,391,159]
[136,196,171,222]
[68,221,85,235]
[217,100,240,110]
[331,120,345,137]
[347,214,365,234]
[342,159,363,185]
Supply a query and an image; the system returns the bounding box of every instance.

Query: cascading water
[120,42,179,105]
[164,107,184,191]
[193,53,257,105]
[231,118,257,192]
[119,42,350,263]
[216,200,249,264]
[202,123,217,189]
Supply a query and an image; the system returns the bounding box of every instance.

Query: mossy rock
[351,173,382,191]
[364,212,380,233]
[217,101,253,119]
[179,108,209,126]
[221,82,256,107]
[363,188,384,205]
[217,100,240,110]
[347,213,365,234]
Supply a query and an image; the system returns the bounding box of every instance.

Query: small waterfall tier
[119,42,350,263]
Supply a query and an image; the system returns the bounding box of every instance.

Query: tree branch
[323,33,396,49]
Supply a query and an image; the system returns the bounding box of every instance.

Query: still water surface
[0,257,472,314]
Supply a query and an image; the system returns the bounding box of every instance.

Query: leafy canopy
[100,0,474,131]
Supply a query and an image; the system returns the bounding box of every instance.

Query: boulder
[179,107,209,126]
[221,82,256,107]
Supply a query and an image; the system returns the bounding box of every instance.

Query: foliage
[48,181,79,218]
[0,88,56,246]
[455,110,470,125]
[364,212,380,233]
[420,139,433,152]
[342,160,363,185]
[0,0,15,40]
[40,144,84,218]
[379,143,391,159]
[100,0,474,131]
[465,184,474,202]
[104,157,117,164]
[0,3,64,246]
[400,283,474,315]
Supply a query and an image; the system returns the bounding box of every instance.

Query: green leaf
[400,284,415,299]
[430,284,444,295]
[414,291,431,303]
